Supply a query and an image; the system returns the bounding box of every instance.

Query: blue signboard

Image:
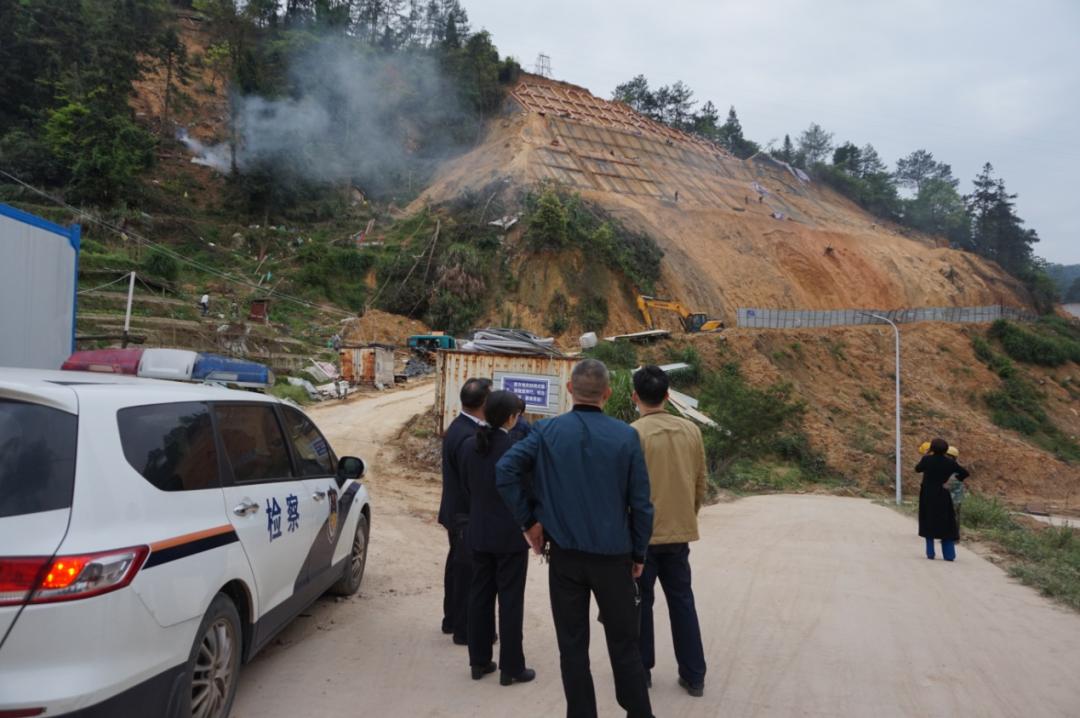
[502,376,550,407]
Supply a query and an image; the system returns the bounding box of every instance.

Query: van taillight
[0,546,148,607]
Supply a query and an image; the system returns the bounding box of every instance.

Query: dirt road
[232,383,1080,717]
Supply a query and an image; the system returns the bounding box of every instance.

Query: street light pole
[860,312,902,505]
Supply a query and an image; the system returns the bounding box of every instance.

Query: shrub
[989,320,1080,366]
[603,370,636,423]
[143,249,179,281]
[666,346,702,388]
[574,294,608,332]
[961,493,1016,531]
[526,189,569,250]
[547,293,570,335]
[584,341,638,370]
[699,363,806,478]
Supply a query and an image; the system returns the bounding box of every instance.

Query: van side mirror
[337,456,365,484]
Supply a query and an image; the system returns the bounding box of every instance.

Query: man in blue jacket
[497,359,654,718]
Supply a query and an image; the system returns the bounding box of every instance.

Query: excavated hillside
[406,75,1080,507]
[414,75,1027,324]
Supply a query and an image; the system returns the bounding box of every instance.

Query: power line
[0,168,359,320]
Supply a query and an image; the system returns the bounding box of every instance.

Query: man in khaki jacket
[631,365,708,697]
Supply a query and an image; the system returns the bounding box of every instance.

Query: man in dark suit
[439,377,492,643]
[497,359,655,718]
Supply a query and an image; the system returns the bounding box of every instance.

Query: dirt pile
[413,75,1027,329]
[342,309,430,346]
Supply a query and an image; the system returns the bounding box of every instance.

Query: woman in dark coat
[915,438,970,561]
[462,390,536,686]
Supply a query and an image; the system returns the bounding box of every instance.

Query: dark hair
[929,438,949,456]
[633,365,669,407]
[460,377,493,410]
[476,390,520,455]
[514,394,527,413]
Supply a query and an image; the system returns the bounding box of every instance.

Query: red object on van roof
[61,348,144,375]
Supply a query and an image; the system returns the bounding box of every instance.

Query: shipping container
[435,350,580,434]
[1,204,80,369]
[340,346,395,387]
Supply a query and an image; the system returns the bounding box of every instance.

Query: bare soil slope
[649,324,1077,508]
[414,75,1026,326]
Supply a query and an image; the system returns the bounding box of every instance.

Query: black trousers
[639,543,706,686]
[548,545,653,718]
[442,527,472,641]
[468,550,528,674]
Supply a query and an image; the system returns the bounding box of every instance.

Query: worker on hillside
[631,366,708,697]
[199,292,210,317]
[497,359,655,718]
[462,390,536,686]
[915,438,970,561]
[439,378,492,644]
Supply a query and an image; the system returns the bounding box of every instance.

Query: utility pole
[122,271,136,348]
[534,53,552,79]
[860,312,902,505]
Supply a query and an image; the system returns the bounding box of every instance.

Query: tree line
[0,0,520,210]
[613,74,1059,310]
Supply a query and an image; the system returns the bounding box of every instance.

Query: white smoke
[177,37,473,195]
[176,127,231,172]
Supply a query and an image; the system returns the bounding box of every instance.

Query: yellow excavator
[636,295,725,333]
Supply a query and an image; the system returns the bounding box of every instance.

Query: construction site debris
[489,215,520,230]
[405,357,433,377]
[307,360,339,383]
[460,328,563,357]
[579,332,599,349]
[286,376,320,401]
[603,329,671,343]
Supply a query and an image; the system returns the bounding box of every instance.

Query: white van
[0,369,371,718]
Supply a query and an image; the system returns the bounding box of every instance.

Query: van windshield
[0,400,77,518]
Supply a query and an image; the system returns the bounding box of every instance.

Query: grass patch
[957,493,1080,611]
[270,383,312,405]
[989,319,1080,367]
[584,340,638,370]
[971,334,1080,462]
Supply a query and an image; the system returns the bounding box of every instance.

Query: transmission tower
[534,53,552,79]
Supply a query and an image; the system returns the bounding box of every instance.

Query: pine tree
[777,134,794,163]
[966,163,1038,274]
[895,149,955,193]
[797,123,833,167]
[691,101,719,139]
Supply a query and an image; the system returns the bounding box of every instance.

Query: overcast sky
[463,0,1080,264]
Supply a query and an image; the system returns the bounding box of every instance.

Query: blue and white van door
[214,403,321,638]
[0,383,79,642]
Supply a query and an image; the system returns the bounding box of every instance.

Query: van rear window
[0,400,77,518]
[118,402,219,491]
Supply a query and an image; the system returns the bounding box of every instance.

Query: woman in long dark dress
[462,390,536,686]
[915,438,970,561]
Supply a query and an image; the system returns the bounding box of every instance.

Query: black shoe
[679,677,704,698]
[500,668,536,686]
[441,625,454,635]
[453,635,468,646]
[644,669,652,688]
[471,661,497,680]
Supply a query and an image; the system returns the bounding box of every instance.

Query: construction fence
[737,305,1036,329]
